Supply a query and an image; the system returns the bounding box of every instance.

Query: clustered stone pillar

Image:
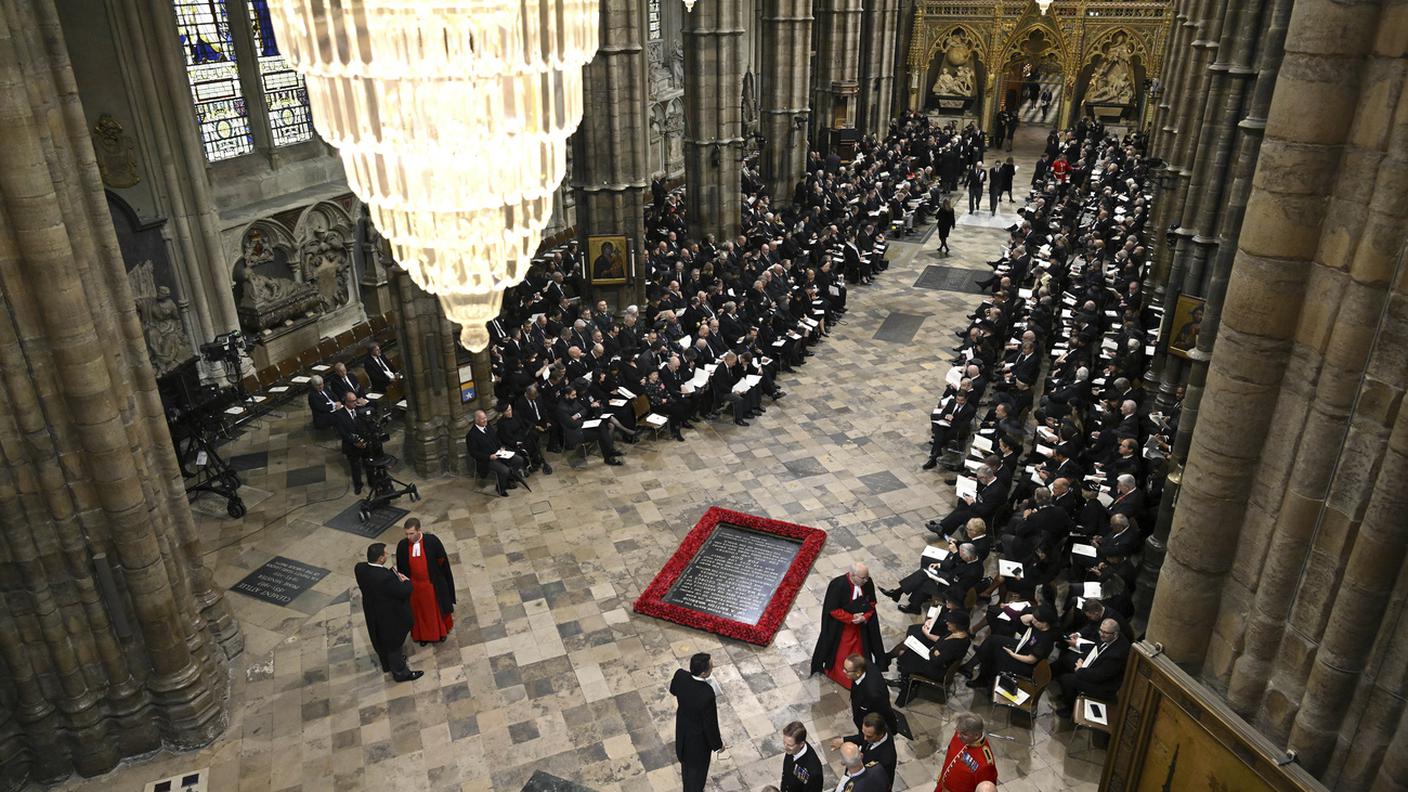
[0,2,240,788]
[1132,0,1289,616]
[811,0,862,147]
[857,0,900,138]
[574,0,651,306]
[759,0,814,204]
[1146,0,1408,787]
[390,268,472,477]
[683,0,744,243]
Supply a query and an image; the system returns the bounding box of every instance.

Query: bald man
[834,741,888,792]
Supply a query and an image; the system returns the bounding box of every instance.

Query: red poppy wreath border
[632,506,827,645]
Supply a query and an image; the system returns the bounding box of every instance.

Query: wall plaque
[231,556,329,606]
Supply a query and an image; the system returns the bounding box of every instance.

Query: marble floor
[58,134,1107,792]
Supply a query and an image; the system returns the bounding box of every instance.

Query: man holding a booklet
[1054,618,1130,717]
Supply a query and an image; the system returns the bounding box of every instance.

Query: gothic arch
[292,201,357,312]
[992,15,1075,81]
[233,218,297,275]
[921,23,989,72]
[1082,27,1150,71]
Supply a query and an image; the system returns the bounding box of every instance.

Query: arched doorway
[992,28,1066,131]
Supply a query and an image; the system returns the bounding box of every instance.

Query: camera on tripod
[200,330,254,364]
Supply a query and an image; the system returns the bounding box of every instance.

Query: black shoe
[353,484,363,495]
[508,481,519,490]
[880,587,902,602]
[922,458,937,470]
[672,431,685,441]
[605,457,623,466]
[393,670,424,683]
[773,391,787,399]
[898,602,921,615]
[496,488,508,497]
[734,419,750,426]
[541,462,553,475]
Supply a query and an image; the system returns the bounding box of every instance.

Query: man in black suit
[361,342,398,392]
[669,653,723,792]
[465,409,528,496]
[1056,618,1131,716]
[711,351,762,426]
[927,465,1004,535]
[927,387,977,461]
[834,713,897,792]
[328,362,367,406]
[331,392,368,494]
[307,375,337,429]
[842,655,899,737]
[1094,513,1139,560]
[353,542,423,682]
[780,721,824,792]
[498,402,552,475]
[555,381,623,465]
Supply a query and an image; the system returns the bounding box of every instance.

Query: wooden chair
[352,322,372,341]
[991,659,1053,740]
[1070,694,1114,756]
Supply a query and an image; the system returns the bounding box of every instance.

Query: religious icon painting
[587,234,629,286]
[1167,294,1205,360]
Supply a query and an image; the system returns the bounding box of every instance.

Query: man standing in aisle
[810,563,887,688]
[779,721,824,792]
[670,652,724,792]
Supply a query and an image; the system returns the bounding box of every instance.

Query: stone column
[810,0,862,148]
[759,0,813,204]
[1134,0,1289,620]
[857,0,899,138]
[390,268,471,477]
[1146,11,1408,785]
[683,0,745,243]
[574,0,651,306]
[0,1,238,786]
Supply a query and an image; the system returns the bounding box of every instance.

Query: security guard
[935,712,997,792]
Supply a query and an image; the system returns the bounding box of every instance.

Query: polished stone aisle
[60,145,1102,792]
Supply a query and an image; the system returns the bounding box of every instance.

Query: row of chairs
[235,314,399,424]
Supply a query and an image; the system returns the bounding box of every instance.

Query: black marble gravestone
[231,556,329,606]
[661,523,803,625]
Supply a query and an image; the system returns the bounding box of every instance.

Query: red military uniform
[934,731,997,792]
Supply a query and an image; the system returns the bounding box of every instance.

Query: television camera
[348,402,419,521]
[158,360,246,518]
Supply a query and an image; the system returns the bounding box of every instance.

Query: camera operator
[332,391,370,494]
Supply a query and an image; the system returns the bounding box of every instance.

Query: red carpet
[633,507,826,646]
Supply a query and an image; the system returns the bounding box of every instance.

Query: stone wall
[1145,0,1408,788]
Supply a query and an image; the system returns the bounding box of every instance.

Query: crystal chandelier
[265,0,599,351]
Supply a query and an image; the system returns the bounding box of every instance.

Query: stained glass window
[247,0,313,147]
[174,0,253,161]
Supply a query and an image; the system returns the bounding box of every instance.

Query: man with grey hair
[926,464,1004,536]
[811,563,887,688]
[834,741,887,791]
[306,374,337,429]
[936,712,997,790]
[1055,617,1130,718]
[1095,512,1139,560]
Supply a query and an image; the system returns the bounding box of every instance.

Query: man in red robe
[810,563,887,688]
[394,518,456,645]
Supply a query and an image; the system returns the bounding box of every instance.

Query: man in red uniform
[394,518,456,645]
[935,712,997,792]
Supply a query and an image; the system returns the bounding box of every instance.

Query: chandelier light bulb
[683,0,697,11]
[265,0,600,351]
[1036,0,1053,13]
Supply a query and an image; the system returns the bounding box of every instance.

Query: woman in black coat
[886,610,972,707]
[935,199,957,255]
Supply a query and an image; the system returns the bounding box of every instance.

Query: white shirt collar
[791,742,809,760]
[868,733,889,749]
